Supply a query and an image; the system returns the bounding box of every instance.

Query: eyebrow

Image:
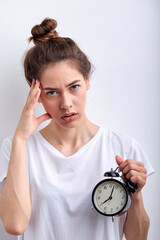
[42,80,81,91]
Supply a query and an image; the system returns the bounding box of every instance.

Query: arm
[124,192,149,240]
[116,156,149,240]
[0,136,31,235]
[0,80,51,235]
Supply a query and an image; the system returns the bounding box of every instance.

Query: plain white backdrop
[0,0,159,239]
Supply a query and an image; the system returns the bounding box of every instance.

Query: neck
[40,116,99,148]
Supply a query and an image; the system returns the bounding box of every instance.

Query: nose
[60,92,72,110]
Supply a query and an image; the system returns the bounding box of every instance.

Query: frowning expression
[38,61,90,128]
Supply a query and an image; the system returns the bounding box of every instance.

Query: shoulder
[99,127,147,160]
[100,127,133,151]
[100,128,154,175]
[108,129,132,144]
[0,131,42,154]
[27,131,42,145]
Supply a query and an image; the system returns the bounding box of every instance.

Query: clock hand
[100,187,115,205]
[100,196,112,205]
[110,186,114,197]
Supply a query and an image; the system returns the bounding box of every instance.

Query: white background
[0,0,159,239]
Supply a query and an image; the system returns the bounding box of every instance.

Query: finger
[119,159,145,171]
[28,79,36,90]
[25,81,40,111]
[125,169,147,180]
[34,87,41,102]
[115,155,124,166]
[37,113,52,125]
[130,175,146,191]
[122,163,147,175]
[29,80,40,98]
[30,79,35,88]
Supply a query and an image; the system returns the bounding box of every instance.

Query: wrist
[12,133,28,145]
[131,191,143,203]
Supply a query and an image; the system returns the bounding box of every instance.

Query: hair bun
[29,18,59,44]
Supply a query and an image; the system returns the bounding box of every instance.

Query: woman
[0,18,154,240]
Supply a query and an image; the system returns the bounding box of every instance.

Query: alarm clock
[92,167,137,218]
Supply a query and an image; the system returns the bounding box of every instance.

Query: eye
[47,91,57,96]
[71,85,80,90]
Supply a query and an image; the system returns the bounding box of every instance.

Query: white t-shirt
[0,127,154,240]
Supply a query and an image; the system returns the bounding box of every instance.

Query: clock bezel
[92,178,128,217]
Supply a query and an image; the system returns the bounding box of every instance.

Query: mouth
[61,113,78,121]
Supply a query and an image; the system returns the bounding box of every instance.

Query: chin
[54,119,81,130]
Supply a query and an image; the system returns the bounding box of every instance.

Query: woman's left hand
[115,155,147,193]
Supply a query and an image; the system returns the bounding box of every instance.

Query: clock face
[92,179,128,216]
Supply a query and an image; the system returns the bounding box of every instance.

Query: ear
[85,75,90,90]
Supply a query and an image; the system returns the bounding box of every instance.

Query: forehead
[40,61,84,87]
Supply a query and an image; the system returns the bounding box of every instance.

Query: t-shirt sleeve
[126,137,155,176]
[0,136,12,192]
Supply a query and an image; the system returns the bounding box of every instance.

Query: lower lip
[61,114,78,122]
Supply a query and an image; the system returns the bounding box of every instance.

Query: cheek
[72,96,86,115]
[41,100,58,116]
[78,92,87,107]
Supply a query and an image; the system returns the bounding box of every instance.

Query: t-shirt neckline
[35,127,104,159]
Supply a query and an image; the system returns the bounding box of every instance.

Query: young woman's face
[39,61,90,128]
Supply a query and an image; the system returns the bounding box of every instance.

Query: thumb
[37,113,52,125]
[115,155,124,166]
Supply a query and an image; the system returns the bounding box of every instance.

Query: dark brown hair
[24,18,93,85]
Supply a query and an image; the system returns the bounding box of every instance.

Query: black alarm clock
[92,167,137,219]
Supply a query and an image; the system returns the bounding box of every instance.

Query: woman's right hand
[14,79,52,141]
